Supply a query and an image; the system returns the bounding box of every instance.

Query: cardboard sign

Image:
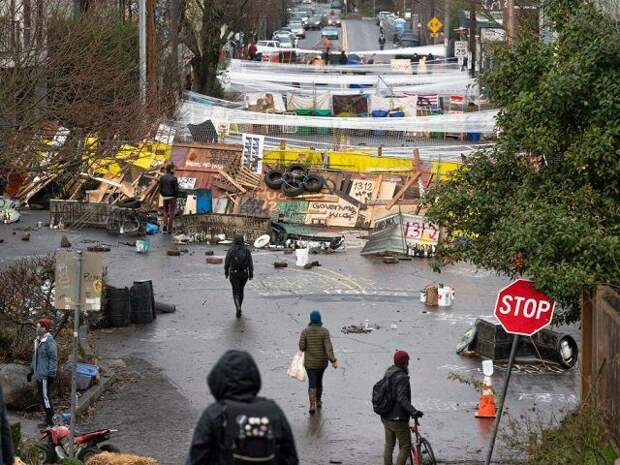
[54,251,103,311]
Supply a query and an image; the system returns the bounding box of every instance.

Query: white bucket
[295,248,309,267]
[438,286,454,307]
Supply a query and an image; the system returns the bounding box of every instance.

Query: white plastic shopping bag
[287,351,306,382]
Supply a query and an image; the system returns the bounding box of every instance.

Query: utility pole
[506,0,514,44]
[138,0,146,104]
[146,0,157,104]
[444,0,450,56]
[468,0,476,77]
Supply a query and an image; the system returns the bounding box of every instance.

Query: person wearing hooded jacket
[298,310,338,414]
[187,350,298,465]
[381,350,423,465]
[28,318,58,428]
[224,234,254,318]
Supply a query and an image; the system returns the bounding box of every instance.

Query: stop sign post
[485,279,556,465]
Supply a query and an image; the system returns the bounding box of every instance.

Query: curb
[75,367,117,416]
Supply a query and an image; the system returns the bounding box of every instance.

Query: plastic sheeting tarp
[244,92,286,113]
[369,95,418,116]
[286,92,332,111]
[179,99,498,133]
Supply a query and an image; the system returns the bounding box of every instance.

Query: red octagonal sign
[494,279,556,336]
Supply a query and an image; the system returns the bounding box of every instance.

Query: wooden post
[581,288,593,401]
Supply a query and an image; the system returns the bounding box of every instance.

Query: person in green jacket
[298,310,338,414]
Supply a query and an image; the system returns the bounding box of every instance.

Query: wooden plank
[217,170,247,193]
[386,172,421,210]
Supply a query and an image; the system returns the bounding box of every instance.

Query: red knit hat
[394,350,410,367]
[37,318,53,332]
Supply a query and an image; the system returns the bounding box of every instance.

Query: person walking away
[248,41,258,60]
[378,33,386,51]
[159,163,179,234]
[298,311,338,414]
[187,350,298,465]
[321,48,330,65]
[0,385,15,465]
[339,51,348,65]
[376,351,423,465]
[28,318,58,428]
[225,234,254,318]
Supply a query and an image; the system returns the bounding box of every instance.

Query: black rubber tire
[265,169,285,189]
[78,447,103,462]
[303,174,325,193]
[117,197,141,209]
[285,163,308,180]
[100,444,121,453]
[555,334,579,369]
[419,438,437,465]
[281,178,304,197]
[33,443,56,465]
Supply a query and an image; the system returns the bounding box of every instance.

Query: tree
[423,0,620,324]
[180,0,286,96]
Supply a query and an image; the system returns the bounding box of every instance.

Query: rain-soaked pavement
[0,211,580,465]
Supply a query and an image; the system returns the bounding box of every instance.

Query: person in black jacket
[381,351,423,465]
[187,350,298,465]
[159,163,180,234]
[339,51,348,65]
[0,385,15,465]
[224,234,254,318]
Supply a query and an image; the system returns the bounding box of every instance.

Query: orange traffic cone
[475,375,497,418]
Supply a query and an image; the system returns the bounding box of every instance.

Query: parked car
[256,40,280,54]
[321,26,339,40]
[277,35,296,49]
[289,21,306,38]
[397,31,419,47]
[307,14,325,30]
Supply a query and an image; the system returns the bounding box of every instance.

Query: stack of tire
[264,164,326,198]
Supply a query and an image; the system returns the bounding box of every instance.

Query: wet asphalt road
[1,211,579,465]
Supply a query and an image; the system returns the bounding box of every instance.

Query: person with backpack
[187,350,298,465]
[298,310,338,414]
[159,163,180,234]
[372,350,423,465]
[225,234,254,318]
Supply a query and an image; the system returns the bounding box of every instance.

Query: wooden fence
[581,286,620,440]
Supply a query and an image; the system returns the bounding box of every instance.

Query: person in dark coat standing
[28,318,58,428]
[339,51,348,65]
[381,351,423,465]
[224,234,254,318]
[298,310,338,414]
[0,385,15,465]
[187,350,298,465]
[159,163,180,234]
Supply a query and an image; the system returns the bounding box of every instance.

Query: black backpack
[223,399,279,465]
[229,247,249,273]
[372,373,395,416]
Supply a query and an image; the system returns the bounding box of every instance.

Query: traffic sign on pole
[485,279,556,465]
[494,278,556,336]
[427,17,443,34]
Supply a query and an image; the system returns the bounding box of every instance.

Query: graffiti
[240,198,268,216]
[275,200,308,223]
[350,179,376,203]
[404,219,439,244]
[174,213,270,240]
[310,202,357,219]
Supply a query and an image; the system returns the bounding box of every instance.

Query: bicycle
[408,418,437,465]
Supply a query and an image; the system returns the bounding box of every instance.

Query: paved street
[296,19,394,55]
[1,212,579,465]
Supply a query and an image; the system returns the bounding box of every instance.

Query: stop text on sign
[497,295,552,320]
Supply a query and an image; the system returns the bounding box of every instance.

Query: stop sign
[494,279,556,336]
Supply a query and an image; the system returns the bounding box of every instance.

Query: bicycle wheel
[419,438,437,465]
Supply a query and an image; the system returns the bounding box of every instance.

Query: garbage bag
[295,248,309,267]
[287,351,306,382]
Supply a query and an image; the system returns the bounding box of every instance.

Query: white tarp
[369,95,418,116]
[244,92,286,113]
[179,99,498,133]
[286,92,332,111]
